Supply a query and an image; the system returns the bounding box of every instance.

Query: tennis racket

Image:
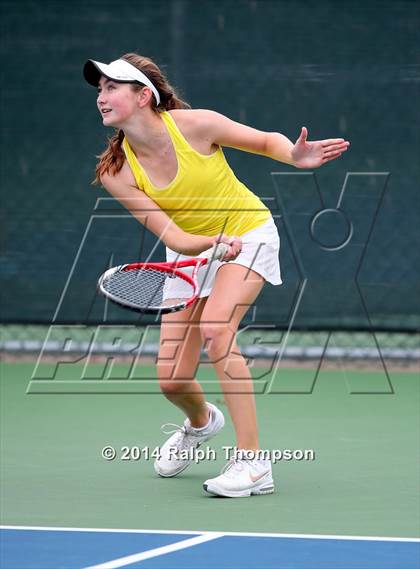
[98,242,229,314]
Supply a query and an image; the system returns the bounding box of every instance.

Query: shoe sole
[155,461,194,478]
[203,481,275,498]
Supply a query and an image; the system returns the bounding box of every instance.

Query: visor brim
[83,59,138,87]
[83,60,104,86]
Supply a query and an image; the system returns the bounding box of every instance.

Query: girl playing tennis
[83,53,349,497]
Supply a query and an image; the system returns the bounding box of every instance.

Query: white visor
[83,58,160,105]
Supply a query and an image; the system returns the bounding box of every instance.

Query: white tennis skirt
[165,217,282,299]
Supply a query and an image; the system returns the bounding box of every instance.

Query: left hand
[291,127,350,169]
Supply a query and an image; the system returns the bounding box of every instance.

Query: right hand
[213,233,242,261]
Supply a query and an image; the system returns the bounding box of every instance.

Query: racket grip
[199,242,230,261]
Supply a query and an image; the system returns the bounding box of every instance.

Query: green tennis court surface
[1,362,418,539]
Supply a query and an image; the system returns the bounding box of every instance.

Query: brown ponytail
[93,53,190,185]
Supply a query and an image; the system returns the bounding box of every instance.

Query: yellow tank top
[122,111,270,236]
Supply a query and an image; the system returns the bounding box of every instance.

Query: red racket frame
[101,257,210,314]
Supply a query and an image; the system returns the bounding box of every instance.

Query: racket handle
[199,242,230,261]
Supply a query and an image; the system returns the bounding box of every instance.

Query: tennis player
[83,53,349,498]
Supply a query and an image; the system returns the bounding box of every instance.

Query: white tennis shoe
[203,458,274,497]
[154,402,225,477]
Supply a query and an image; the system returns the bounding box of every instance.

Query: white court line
[81,533,224,569]
[1,525,419,542]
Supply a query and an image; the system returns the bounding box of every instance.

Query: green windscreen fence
[1,0,419,330]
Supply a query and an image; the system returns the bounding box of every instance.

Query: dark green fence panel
[1,0,419,329]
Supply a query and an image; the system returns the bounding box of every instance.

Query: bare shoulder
[168,109,228,151]
[169,108,216,122]
[168,108,220,135]
[168,108,267,154]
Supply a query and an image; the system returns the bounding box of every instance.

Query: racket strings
[101,267,192,310]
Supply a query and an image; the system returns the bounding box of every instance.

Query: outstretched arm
[195,110,350,168]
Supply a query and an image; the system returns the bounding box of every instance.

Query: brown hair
[93,53,190,184]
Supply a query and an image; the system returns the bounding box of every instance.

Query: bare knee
[156,350,197,396]
[157,377,186,398]
[200,323,235,360]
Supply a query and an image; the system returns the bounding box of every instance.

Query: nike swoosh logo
[250,470,270,483]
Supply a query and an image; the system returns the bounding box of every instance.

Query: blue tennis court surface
[1,527,419,569]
